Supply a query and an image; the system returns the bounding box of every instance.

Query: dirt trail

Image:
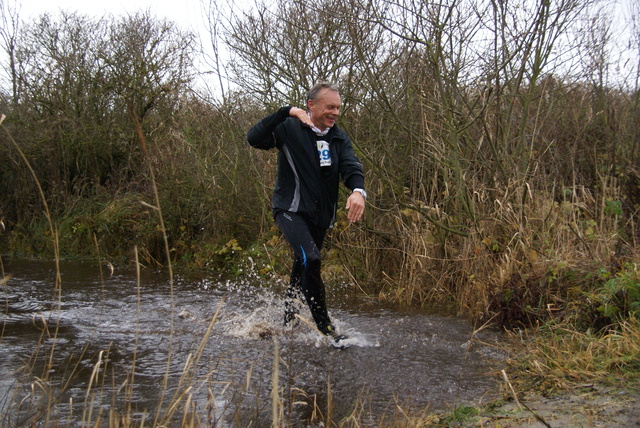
[472,383,640,427]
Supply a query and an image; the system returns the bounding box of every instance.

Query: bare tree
[220,0,377,106]
[104,11,196,121]
[6,11,196,198]
[0,0,21,103]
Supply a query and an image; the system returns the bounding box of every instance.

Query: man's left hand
[346,192,365,223]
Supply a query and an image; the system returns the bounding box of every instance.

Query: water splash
[330,329,381,348]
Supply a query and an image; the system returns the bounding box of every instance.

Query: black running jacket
[247,106,365,229]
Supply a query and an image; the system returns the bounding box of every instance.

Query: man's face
[308,89,341,130]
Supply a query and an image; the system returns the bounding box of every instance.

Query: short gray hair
[307,82,340,103]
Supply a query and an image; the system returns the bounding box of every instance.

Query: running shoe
[322,324,348,347]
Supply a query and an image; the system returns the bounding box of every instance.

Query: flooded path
[1,258,505,426]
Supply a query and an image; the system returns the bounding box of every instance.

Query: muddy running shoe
[322,324,348,348]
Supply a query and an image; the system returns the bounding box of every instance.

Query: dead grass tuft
[506,316,640,395]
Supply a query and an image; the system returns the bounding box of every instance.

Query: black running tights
[275,211,331,331]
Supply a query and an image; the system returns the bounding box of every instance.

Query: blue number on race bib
[317,141,331,166]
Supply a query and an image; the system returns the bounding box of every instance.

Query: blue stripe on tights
[300,245,307,268]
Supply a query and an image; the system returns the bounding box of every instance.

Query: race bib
[317,140,331,167]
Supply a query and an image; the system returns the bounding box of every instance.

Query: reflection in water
[0,258,505,426]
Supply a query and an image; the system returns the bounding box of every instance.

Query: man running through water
[247,82,366,343]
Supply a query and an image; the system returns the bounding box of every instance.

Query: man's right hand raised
[289,107,313,127]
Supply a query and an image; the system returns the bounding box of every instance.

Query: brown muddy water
[1,258,505,426]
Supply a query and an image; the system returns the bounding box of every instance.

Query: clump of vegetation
[505,315,640,397]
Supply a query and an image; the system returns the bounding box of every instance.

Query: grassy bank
[425,315,640,427]
[3,174,637,327]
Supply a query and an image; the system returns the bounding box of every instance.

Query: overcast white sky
[19,0,209,31]
[14,0,252,92]
[6,0,640,93]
